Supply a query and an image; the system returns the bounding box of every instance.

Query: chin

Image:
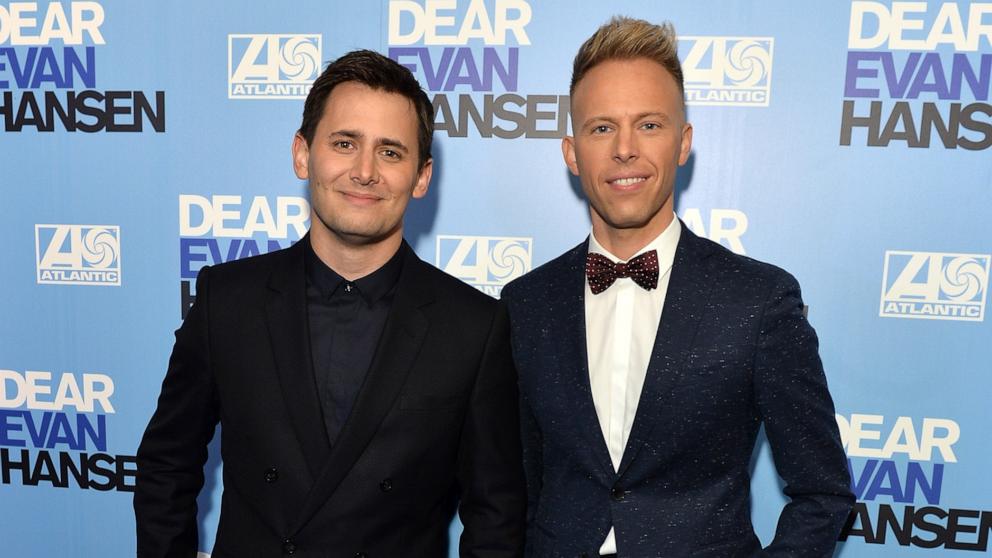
[609,221,652,231]
[599,212,652,230]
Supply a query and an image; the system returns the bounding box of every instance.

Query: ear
[292,133,310,180]
[412,158,432,199]
[561,136,579,176]
[678,123,693,166]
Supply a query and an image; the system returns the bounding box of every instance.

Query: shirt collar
[588,217,681,276]
[305,237,405,305]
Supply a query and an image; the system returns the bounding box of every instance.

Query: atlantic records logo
[228,34,321,99]
[436,235,532,297]
[680,36,774,107]
[35,224,121,286]
[880,251,990,322]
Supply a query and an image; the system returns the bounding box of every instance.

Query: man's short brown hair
[298,49,434,169]
[570,16,684,102]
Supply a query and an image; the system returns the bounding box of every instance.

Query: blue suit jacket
[501,224,853,558]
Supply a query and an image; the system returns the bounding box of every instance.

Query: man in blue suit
[501,17,854,557]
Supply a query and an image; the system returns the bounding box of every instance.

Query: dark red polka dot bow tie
[586,250,659,294]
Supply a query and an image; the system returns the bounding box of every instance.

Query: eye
[641,122,660,130]
[380,149,401,159]
[591,124,612,134]
[333,140,354,150]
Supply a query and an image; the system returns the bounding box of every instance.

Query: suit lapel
[617,224,716,477]
[290,243,431,534]
[551,241,616,479]
[265,237,328,481]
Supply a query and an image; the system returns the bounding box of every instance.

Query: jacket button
[264,467,279,483]
[282,538,296,555]
[379,478,393,492]
[610,485,624,501]
[354,553,368,558]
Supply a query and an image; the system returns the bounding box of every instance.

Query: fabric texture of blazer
[501,223,854,558]
[135,237,526,558]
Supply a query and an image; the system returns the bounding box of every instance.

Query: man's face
[292,81,431,248]
[563,57,692,239]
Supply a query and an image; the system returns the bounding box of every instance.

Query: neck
[591,211,674,261]
[309,227,403,281]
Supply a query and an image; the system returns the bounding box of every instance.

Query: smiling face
[563,57,692,251]
[292,81,431,251]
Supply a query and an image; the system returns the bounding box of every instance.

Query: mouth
[606,175,649,189]
[339,191,383,204]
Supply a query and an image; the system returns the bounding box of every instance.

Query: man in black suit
[501,17,853,557]
[135,50,525,558]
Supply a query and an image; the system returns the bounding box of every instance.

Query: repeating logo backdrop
[2,1,989,556]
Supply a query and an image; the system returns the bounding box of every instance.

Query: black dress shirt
[305,239,404,445]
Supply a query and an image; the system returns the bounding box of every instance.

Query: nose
[613,127,638,164]
[350,149,379,186]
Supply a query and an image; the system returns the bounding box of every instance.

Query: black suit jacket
[501,224,853,558]
[135,238,526,558]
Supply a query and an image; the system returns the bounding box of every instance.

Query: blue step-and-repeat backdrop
[2,1,990,555]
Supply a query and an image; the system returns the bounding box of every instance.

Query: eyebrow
[581,111,674,129]
[329,129,410,153]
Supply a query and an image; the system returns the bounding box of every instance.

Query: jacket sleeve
[456,303,527,558]
[134,266,220,558]
[754,272,855,557]
[519,388,543,527]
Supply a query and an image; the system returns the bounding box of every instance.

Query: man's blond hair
[570,16,684,100]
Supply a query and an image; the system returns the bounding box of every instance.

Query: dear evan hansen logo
[0,2,165,132]
[880,251,990,321]
[436,236,531,297]
[1,369,137,492]
[388,0,570,139]
[35,225,120,286]
[841,2,992,150]
[834,413,992,551]
[228,34,321,99]
[680,36,774,107]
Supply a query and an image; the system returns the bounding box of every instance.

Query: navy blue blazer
[501,224,853,558]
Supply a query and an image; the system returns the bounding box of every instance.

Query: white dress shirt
[585,218,681,555]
